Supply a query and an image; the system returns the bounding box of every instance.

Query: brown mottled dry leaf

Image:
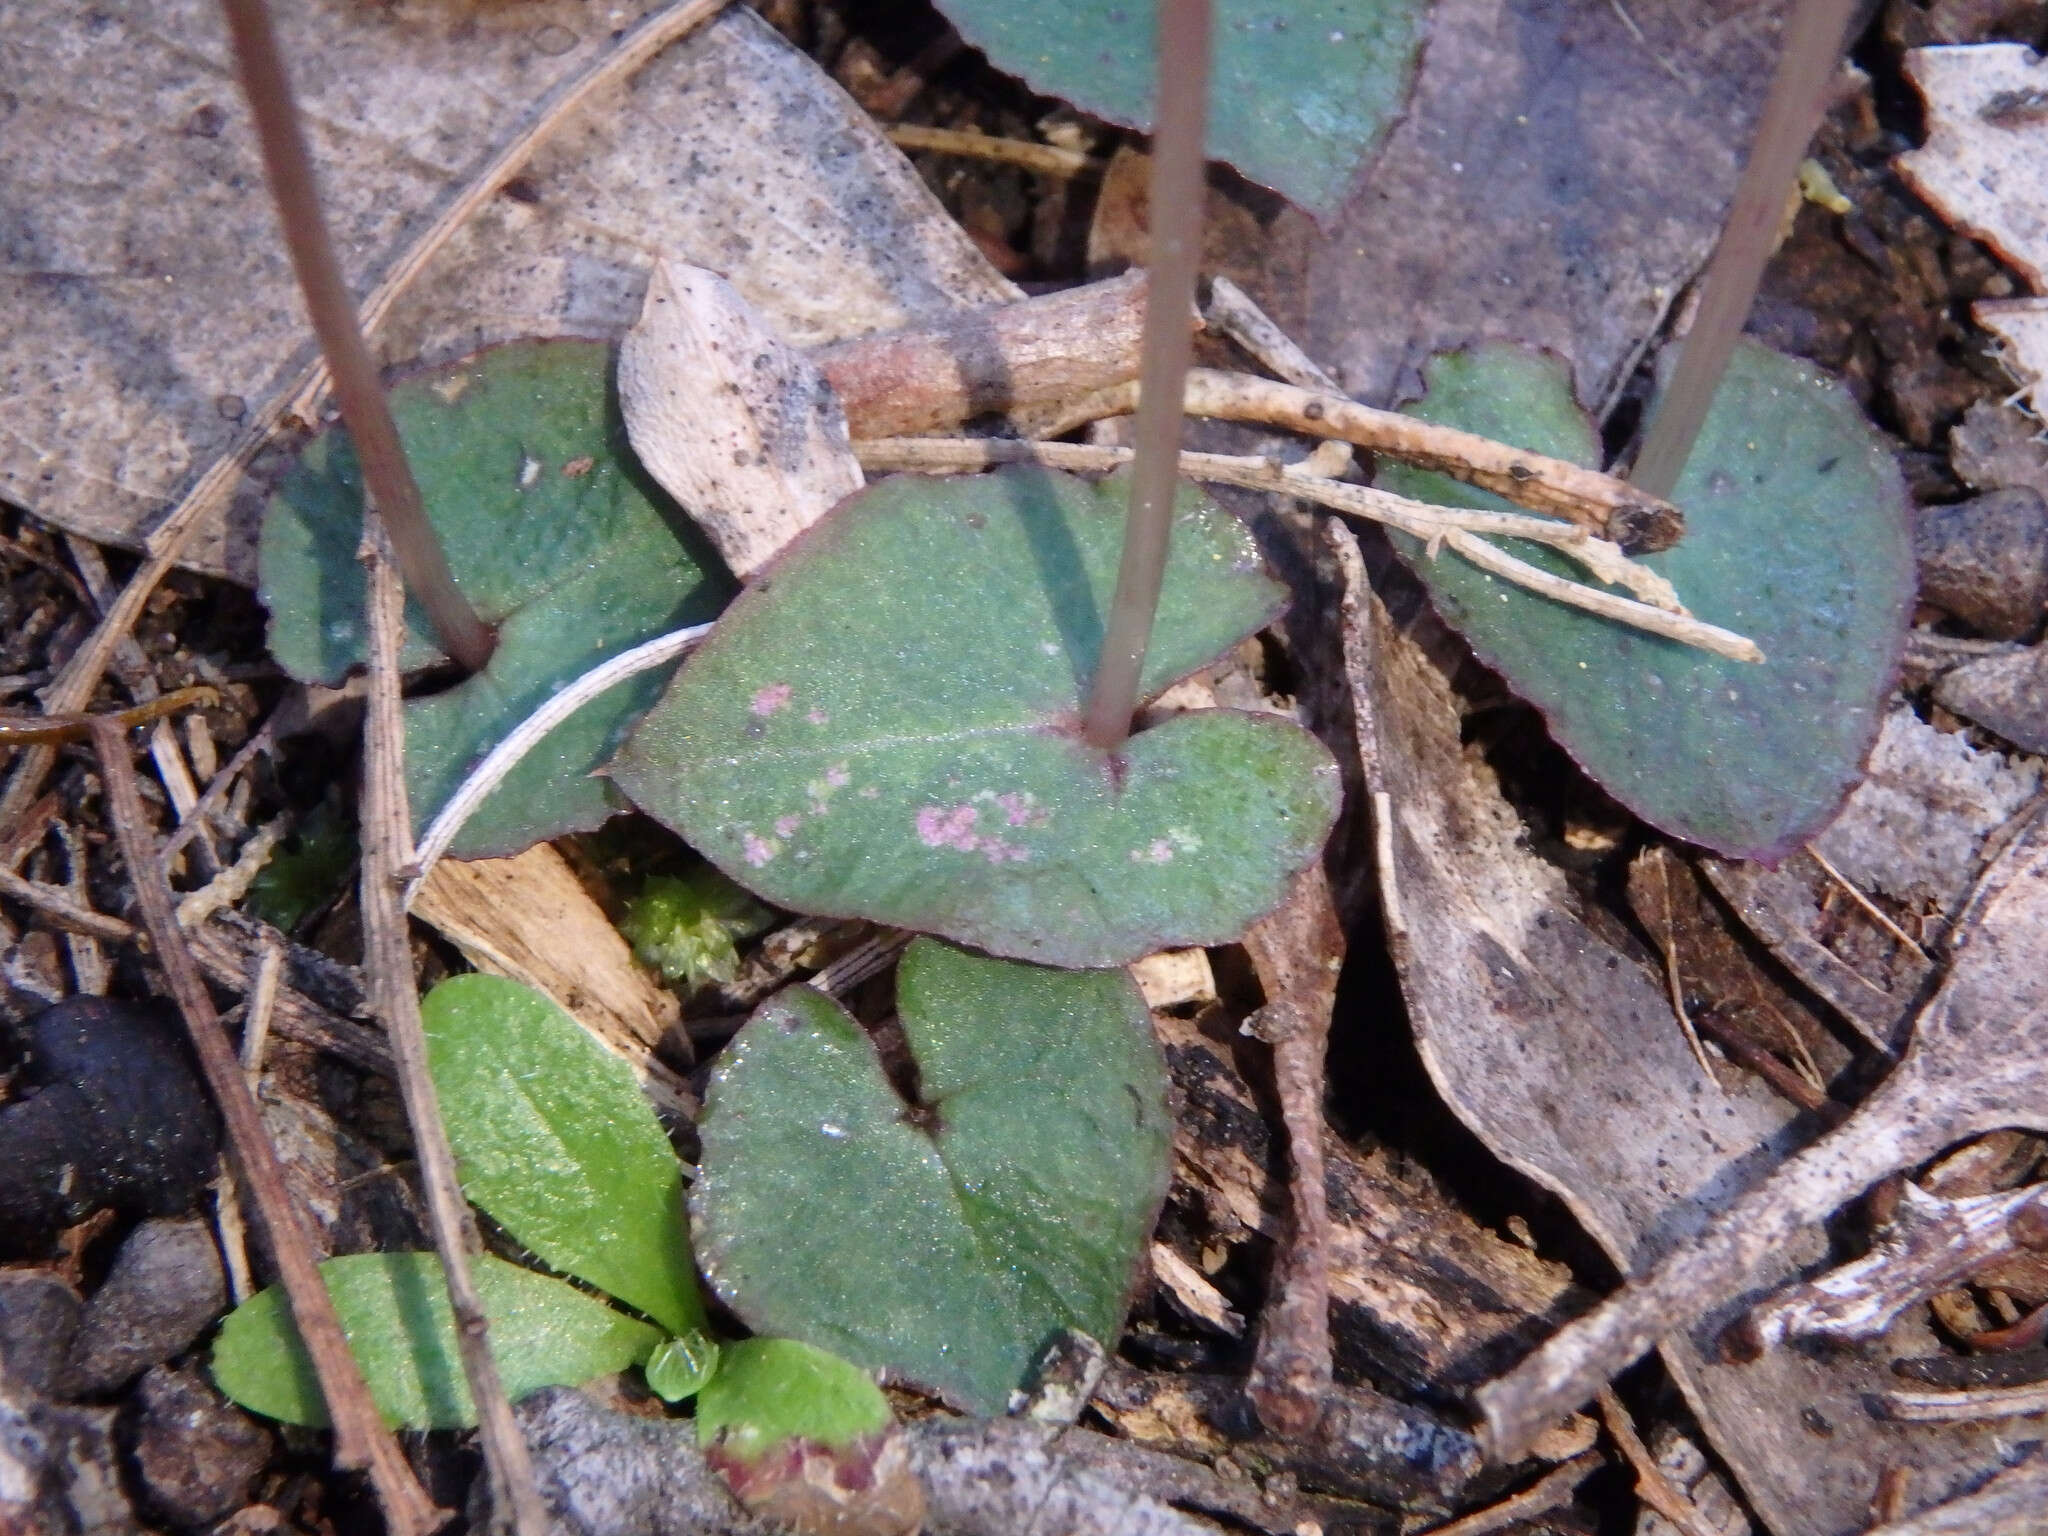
[0,2,1011,579]
[1292,0,1786,413]
[1332,526,2012,1536]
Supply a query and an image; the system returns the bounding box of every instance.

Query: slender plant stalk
[1629,0,1858,499]
[1080,0,1212,751]
[219,0,496,673]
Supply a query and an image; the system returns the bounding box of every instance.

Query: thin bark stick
[1080,0,1211,751]
[1598,1388,1725,1536]
[1241,868,1344,1435]
[0,865,138,943]
[814,272,1153,441]
[1630,0,1859,497]
[884,123,1098,179]
[1060,370,1684,551]
[857,437,1758,660]
[221,0,494,673]
[0,0,727,845]
[88,716,443,1536]
[357,519,548,1536]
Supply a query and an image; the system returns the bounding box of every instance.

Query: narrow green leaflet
[692,939,1171,1414]
[931,0,1426,216]
[259,340,732,858]
[420,974,705,1336]
[1379,342,1912,861]
[696,1339,890,1458]
[212,1252,660,1430]
[612,466,1340,969]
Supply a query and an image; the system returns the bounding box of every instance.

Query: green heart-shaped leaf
[691,939,1171,1414]
[695,1338,891,1457]
[931,0,1426,217]
[211,1251,661,1430]
[1379,341,1912,860]
[420,973,705,1336]
[611,466,1340,968]
[259,340,733,858]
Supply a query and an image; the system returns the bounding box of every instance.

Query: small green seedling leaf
[692,939,1171,1414]
[930,0,1426,217]
[420,973,706,1337]
[241,799,353,934]
[1379,341,1912,861]
[212,1251,660,1430]
[619,868,775,989]
[259,340,732,859]
[644,1330,722,1403]
[612,466,1340,968]
[695,1338,889,1459]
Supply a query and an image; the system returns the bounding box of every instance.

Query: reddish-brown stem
[89,718,444,1536]
[219,0,495,674]
[1630,0,1858,499]
[1080,0,1211,752]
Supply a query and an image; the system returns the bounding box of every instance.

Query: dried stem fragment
[1054,369,1683,551]
[1241,868,1344,1434]
[89,717,442,1536]
[357,518,547,1536]
[857,437,1755,659]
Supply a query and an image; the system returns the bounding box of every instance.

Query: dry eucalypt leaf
[1478,802,2048,1464]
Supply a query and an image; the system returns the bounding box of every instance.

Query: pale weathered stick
[884,123,1098,179]
[357,518,548,1536]
[1051,370,1685,551]
[855,437,1758,661]
[90,716,443,1536]
[1201,274,1354,479]
[813,271,1155,440]
[0,0,731,841]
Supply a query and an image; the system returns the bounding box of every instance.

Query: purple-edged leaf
[610,465,1340,968]
[931,0,1426,218]
[259,340,732,859]
[692,940,1170,1415]
[1379,342,1912,860]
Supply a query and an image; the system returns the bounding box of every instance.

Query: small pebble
[1915,487,2048,640]
[128,1366,272,1530]
[0,1270,81,1398]
[66,1218,226,1396]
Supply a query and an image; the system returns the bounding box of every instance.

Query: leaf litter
[9,2,2048,1534]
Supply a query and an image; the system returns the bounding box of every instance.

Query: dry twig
[357,519,547,1536]
[89,715,442,1536]
[1053,369,1684,550]
[1240,868,1343,1435]
[857,437,1758,660]
[1597,1388,1724,1536]
[884,123,1098,178]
